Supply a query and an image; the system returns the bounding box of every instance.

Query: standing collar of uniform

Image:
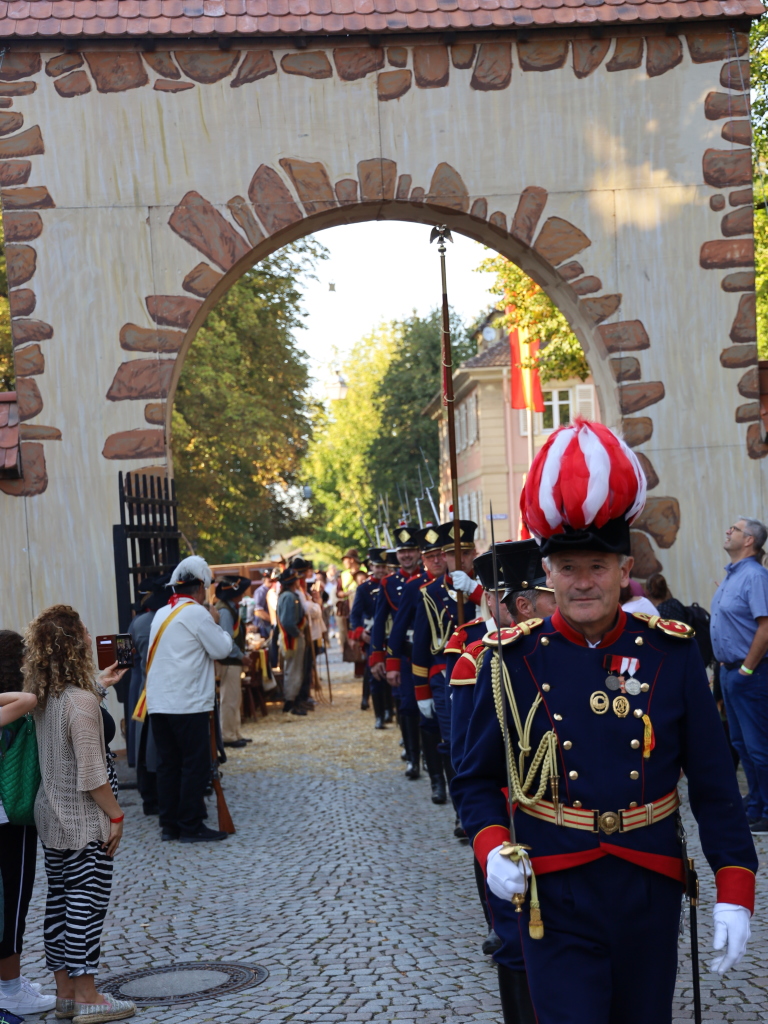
[400,567,421,580]
[551,606,627,648]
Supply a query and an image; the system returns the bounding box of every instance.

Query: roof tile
[0,0,760,35]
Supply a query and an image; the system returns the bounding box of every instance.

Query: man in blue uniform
[349,548,391,729]
[369,524,424,775]
[452,419,756,1024]
[448,540,555,1020]
[411,520,482,803]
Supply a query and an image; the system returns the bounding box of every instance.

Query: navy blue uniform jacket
[369,568,424,669]
[451,608,757,910]
[411,575,479,701]
[349,577,381,641]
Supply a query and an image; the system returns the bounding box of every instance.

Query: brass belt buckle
[598,811,621,835]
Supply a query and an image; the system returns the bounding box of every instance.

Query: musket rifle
[355,499,374,545]
[209,703,235,834]
[420,447,441,524]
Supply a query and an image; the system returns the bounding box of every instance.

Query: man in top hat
[276,566,308,716]
[452,420,757,1024]
[349,548,391,724]
[146,555,234,842]
[409,520,483,804]
[214,575,252,748]
[447,540,555,1022]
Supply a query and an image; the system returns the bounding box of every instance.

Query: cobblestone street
[14,646,768,1023]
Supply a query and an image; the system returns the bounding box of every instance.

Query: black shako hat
[474,540,552,594]
[441,519,478,551]
[138,572,171,611]
[367,547,389,566]
[214,575,252,599]
[538,518,632,558]
[417,523,444,553]
[385,549,401,566]
[393,523,421,550]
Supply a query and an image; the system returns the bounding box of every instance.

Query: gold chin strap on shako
[423,588,454,655]
[490,635,558,939]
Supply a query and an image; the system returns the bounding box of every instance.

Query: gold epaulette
[482,618,543,648]
[631,612,694,639]
[445,617,485,655]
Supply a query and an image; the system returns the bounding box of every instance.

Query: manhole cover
[102,961,268,1006]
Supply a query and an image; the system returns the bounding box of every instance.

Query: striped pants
[41,840,114,977]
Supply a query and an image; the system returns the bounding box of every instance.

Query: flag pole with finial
[431,224,464,627]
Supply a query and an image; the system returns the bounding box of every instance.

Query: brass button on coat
[631,739,640,749]
[569,770,578,780]
[554,713,563,721]
[542,684,551,692]
[635,637,644,646]
[630,770,639,780]
[629,802,638,808]
[541,637,550,646]
[573,800,582,808]
[634,709,643,718]
[640,683,650,692]
[563,740,572,750]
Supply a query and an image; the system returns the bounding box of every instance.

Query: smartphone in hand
[96,634,135,670]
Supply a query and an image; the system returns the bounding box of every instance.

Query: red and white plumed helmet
[520,418,646,555]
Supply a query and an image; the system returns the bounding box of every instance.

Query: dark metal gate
[113,471,181,631]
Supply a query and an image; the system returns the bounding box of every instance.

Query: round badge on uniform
[625,678,641,696]
[605,674,621,691]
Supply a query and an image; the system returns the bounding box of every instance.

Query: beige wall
[0,29,761,638]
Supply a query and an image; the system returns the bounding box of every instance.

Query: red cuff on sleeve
[369,651,385,667]
[472,824,511,874]
[349,626,364,641]
[716,866,756,913]
[470,583,484,605]
[414,682,433,701]
[385,657,401,672]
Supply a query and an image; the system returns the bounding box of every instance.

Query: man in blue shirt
[711,516,768,834]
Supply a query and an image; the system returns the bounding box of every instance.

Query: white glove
[710,903,751,974]
[417,698,435,718]
[451,570,475,595]
[486,844,530,901]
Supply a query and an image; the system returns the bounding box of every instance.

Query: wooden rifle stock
[209,710,236,835]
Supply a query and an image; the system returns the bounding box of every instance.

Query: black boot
[371,689,386,729]
[398,716,409,761]
[404,716,421,779]
[361,668,370,710]
[482,928,502,955]
[421,728,446,803]
[383,687,394,723]
[497,965,536,1024]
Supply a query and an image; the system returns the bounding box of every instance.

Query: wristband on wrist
[740,664,754,675]
[110,814,125,824]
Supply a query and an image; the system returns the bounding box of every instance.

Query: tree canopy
[478,254,590,383]
[172,239,325,562]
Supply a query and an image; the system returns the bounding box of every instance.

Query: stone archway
[0,23,760,629]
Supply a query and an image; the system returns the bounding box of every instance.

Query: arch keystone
[358,159,397,201]
[426,163,469,213]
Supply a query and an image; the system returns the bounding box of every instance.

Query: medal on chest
[603,655,642,697]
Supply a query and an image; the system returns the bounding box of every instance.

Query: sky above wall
[298,221,499,395]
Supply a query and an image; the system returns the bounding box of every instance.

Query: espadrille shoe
[55,996,77,1018]
[72,994,136,1023]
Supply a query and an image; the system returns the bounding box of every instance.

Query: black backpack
[684,602,715,668]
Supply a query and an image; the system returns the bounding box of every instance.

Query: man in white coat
[145,556,233,843]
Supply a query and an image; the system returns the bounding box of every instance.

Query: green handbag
[0,714,41,826]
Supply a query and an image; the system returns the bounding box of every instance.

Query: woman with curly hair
[0,630,54,1017]
[24,605,135,1024]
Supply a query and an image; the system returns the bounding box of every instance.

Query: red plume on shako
[520,418,646,556]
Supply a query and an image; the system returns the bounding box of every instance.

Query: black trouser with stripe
[41,841,114,977]
[0,823,37,958]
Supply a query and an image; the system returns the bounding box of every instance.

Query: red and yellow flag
[509,320,544,413]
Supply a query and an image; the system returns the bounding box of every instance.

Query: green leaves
[478,255,589,383]
[173,240,324,561]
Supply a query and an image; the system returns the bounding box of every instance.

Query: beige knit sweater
[33,686,110,850]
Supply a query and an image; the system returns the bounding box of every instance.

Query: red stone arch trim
[101,157,678,574]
